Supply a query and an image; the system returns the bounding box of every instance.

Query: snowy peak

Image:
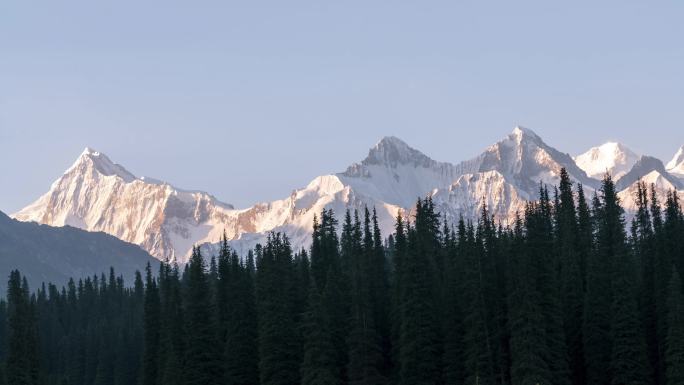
[510,125,542,144]
[616,155,683,191]
[618,169,684,218]
[467,126,598,195]
[13,147,238,262]
[14,127,684,264]
[574,142,639,180]
[340,136,461,208]
[356,136,435,168]
[666,145,684,176]
[67,147,136,183]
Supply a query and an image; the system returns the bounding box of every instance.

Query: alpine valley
[13,126,684,263]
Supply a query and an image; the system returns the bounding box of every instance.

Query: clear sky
[1,0,683,213]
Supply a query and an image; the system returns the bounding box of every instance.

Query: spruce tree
[556,169,585,385]
[508,208,552,385]
[584,180,616,385]
[390,210,407,383]
[665,270,684,385]
[461,216,496,385]
[610,253,651,385]
[652,184,671,385]
[0,299,7,368]
[315,210,349,380]
[397,199,442,385]
[142,263,160,385]
[301,279,342,385]
[576,183,593,286]
[183,247,223,385]
[256,233,300,385]
[224,250,259,385]
[537,186,570,385]
[158,262,184,385]
[633,181,662,385]
[595,175,650,384]
[5,270,40,385]
[216,233,232,346]
[442,218,465,385]
[346,208,387,385]
[476,202,510,385]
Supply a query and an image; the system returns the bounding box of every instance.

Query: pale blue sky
[1,0,683,213]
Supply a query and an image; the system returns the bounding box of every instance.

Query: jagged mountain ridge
[615,156,684,191]
[13,127,684,262]
[667,145,684,177]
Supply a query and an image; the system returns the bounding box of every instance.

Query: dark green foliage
[158,262,184,385]
[183,246,223,385]
[6,271,40,385]
[442,220,464,385]
[142,263,160,385]
[600,178,651,385]
[461,218,496,385]
[584,178,619,385]
[634,182,664,385]
[222,247,259,385]
[3,167,683,385]
[0,300,7,362]
[256,233,301,385]
[610,253,651,385]
[396,199,442,385]
[313,210,349,380]
[508,211,552,385]
[301,279,342,385]
[666,270,684,385]
[476,202,511,385]
[557,170,586,385]
[345,209,388,385]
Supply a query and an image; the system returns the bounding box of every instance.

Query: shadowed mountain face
[616,156,684,191]
[0,210,156,290]
[12,126,684,262]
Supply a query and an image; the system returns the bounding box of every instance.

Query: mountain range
[0,210,156,290]
[12,126,684,263]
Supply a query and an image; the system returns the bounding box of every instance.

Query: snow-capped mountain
[615,155,683,191]
[618,170,684,215]
[339,136,462,208]
[574,142,640,181]
[463,126,600,194]
[14,127,684,262]
[14,148,238,262]
[666,145,684,177]
[431,171,527,227]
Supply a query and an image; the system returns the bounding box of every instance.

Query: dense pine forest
[2,169,684,385]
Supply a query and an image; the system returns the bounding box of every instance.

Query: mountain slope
[339,136,462,207]
[458,126,599,194]
[615,156,683,191]
[667,145,684,176]
[618,170,684,218]
[574,142,639,180]
[14,147,238,262]
[14,127,681,262]
[0,210,156,290]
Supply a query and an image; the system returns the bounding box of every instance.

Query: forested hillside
[2,169,684,385]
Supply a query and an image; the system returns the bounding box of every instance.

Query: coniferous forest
[3,169,684,385]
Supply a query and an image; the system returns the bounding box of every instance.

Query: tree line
[1,168,684,385]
